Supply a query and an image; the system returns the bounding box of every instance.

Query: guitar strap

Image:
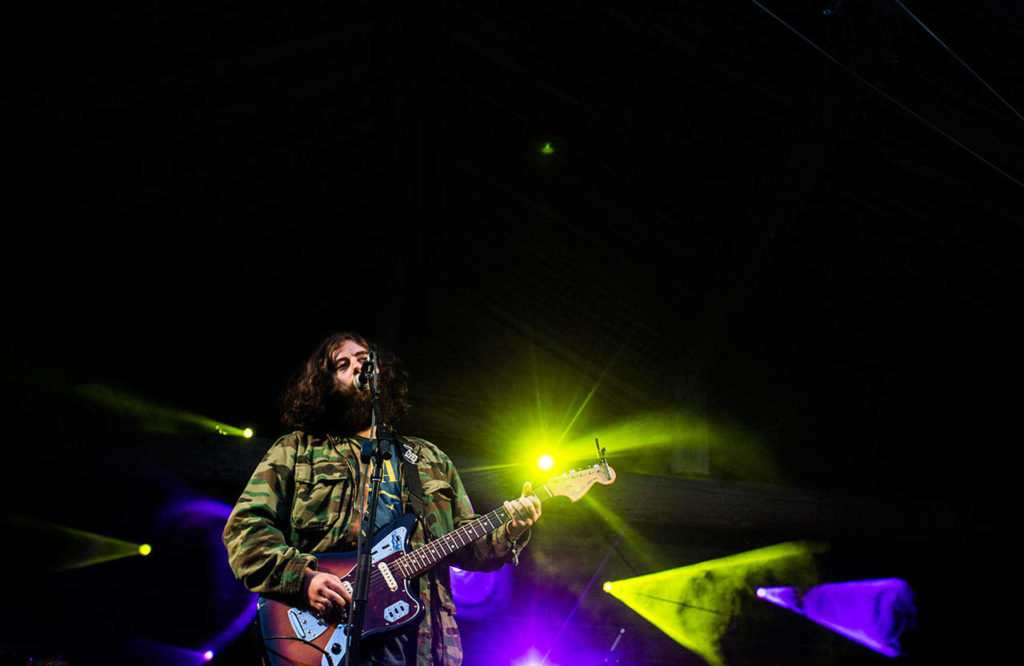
[399,440,445,664]
[399,438,427,523]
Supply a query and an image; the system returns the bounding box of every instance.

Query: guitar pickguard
[370,524,408,564]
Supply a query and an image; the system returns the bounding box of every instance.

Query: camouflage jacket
[222,431,528,666]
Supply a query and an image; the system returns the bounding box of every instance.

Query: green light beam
[76,383,253,438]
[555,359,613,447]
[4,514,151,571]
[582,494,658,572]
[457,462,522,475]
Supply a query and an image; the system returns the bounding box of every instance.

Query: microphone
[353,357,375,391]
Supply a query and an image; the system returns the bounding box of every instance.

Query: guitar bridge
[286,607,329,642]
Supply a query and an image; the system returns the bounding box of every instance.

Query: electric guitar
[257,460,616,666]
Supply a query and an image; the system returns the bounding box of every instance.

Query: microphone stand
[344,351,394,666]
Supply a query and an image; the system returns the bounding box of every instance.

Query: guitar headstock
[544,463,616,502]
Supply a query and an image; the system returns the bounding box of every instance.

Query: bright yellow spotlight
[138,544,152,556]
[537,454,554,470]
[243,427,254,438]
[603,581,613,593]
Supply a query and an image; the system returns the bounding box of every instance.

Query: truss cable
[749,0,1024,191]
[892,0,1024,125]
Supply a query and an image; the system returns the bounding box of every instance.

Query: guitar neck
[393,484,556,578]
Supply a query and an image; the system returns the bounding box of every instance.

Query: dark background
[2,1,1021,664]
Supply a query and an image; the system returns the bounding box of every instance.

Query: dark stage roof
[3,1,1022,664]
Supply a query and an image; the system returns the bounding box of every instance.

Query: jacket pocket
[420,478,456,501]
[420,478,457,538]
[291,461,351,532]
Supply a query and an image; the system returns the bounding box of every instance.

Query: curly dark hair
[280,332,411,433]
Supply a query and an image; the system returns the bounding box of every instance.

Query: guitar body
[258,513,423,666]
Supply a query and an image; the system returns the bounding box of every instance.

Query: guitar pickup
[377,561,398,591]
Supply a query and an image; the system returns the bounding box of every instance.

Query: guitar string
[394,507,510,576]
[392,482,558,575]
[370,481,563,582]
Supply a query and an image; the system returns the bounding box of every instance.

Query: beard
[326,386,374,435]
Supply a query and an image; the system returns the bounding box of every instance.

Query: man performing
[223,332,542,666]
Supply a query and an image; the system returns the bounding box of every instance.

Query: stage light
[756,579,916,657]
[541,142,554,155]
[120,637,219,666]
[3,513,158,572]
[604,541,824,666]
[476,345,780,490]
[483,345,613,476]
[243,427,254,438]
[537,454,554,470]
[138,543,152,556]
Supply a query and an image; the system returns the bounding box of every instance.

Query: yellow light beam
[604,541,827,666]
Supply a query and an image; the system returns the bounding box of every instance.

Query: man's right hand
[303,568,351,616]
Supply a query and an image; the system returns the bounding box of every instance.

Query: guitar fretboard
[392,484,555,578]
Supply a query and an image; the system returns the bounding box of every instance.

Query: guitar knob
[331,643,342,655]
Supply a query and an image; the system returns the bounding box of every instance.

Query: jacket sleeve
[222,435,318,602]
